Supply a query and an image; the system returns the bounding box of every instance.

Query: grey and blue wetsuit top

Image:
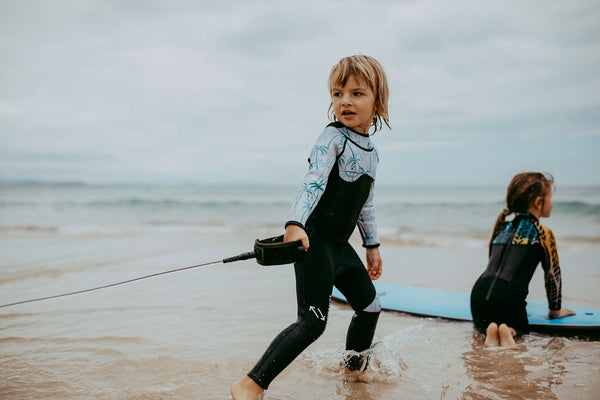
[286,122,380,248]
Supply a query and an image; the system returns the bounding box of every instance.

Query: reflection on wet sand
[337,377,379,400]
[460,333,569,400]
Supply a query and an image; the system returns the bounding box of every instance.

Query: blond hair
[327,55,390,133]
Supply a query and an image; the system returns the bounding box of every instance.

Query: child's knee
[300,311,328,342]
[306,320,327,343]
[361,296,381,313]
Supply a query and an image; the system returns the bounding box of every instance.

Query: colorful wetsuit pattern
[493,216,539,246]
[486,213,562,310]
[534,219,562,310]
[287,122,379,247]
[471,212,563,333]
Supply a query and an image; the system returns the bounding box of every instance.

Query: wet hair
[327,55,390,133]
[490,172,555,248]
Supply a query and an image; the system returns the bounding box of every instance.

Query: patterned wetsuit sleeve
[357,181,379,247]
[286,129,341,227]
[538,224,562,310]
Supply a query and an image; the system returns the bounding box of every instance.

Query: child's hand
[549,308,576,319]
[366,247,382,280]
[284,224,310,250]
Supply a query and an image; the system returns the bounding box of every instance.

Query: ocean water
[1,184,599,400]
[1,184,599,248]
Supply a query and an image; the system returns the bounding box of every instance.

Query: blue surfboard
[331,282,600,334]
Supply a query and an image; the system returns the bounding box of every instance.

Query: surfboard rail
[331,282,600,335]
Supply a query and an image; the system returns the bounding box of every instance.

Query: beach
[1,185,599,399]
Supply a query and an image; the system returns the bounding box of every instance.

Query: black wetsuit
[470,213,563,335]
[248,122,382,389]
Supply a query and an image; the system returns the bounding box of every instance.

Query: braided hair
[490,172,555,250]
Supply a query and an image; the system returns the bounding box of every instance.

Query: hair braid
[489,172,554,251]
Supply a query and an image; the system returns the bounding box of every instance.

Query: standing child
[470,172,575,347]
[231,55,390,399]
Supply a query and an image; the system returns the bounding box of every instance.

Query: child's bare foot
[231,376,264,400]
[484,322,499,347]
[498,323,516,347]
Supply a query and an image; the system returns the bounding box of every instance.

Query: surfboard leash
[0,235,305,309]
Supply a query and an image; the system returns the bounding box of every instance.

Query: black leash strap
[0,259,224,309]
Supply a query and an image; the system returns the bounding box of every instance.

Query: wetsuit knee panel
[361,296,381,313]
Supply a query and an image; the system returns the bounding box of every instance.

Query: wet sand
[1,230,599,399]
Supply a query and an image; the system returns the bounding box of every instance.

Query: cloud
[1,0,599,186]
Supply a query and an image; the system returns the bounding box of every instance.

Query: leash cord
[0,259,228,309]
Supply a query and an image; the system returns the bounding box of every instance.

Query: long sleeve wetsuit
[470,212,563,334]
[247,122,382,389]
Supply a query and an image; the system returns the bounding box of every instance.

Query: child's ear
[533,196,543,210]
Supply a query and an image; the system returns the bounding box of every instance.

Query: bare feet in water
[484,322,516,347]
[498,323,516,346]
[231,376,264,400]
[484,322,499,347]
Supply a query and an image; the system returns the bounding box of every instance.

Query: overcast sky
[1,0,599,187]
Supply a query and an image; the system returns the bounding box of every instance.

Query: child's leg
[230,377,264,400]
[484,322,499,347]
[244,238,335,389]
[334,243,380,371]
[344,307,380,371]
[498,323,516,347]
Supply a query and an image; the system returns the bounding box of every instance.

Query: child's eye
[333,92,342,97]
[353,92,363,96]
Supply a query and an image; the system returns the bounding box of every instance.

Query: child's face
[331,75,376,135]
[530,191,554,219]
[541,192,553,218]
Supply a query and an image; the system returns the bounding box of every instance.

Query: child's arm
[357,182,379,248]
[358,181,382,280]
[366,246,382,280]
[287,128,341,228]
[539,226,576,318]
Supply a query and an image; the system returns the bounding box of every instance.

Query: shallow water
[1,185,599,399]
[1,229,599,400]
